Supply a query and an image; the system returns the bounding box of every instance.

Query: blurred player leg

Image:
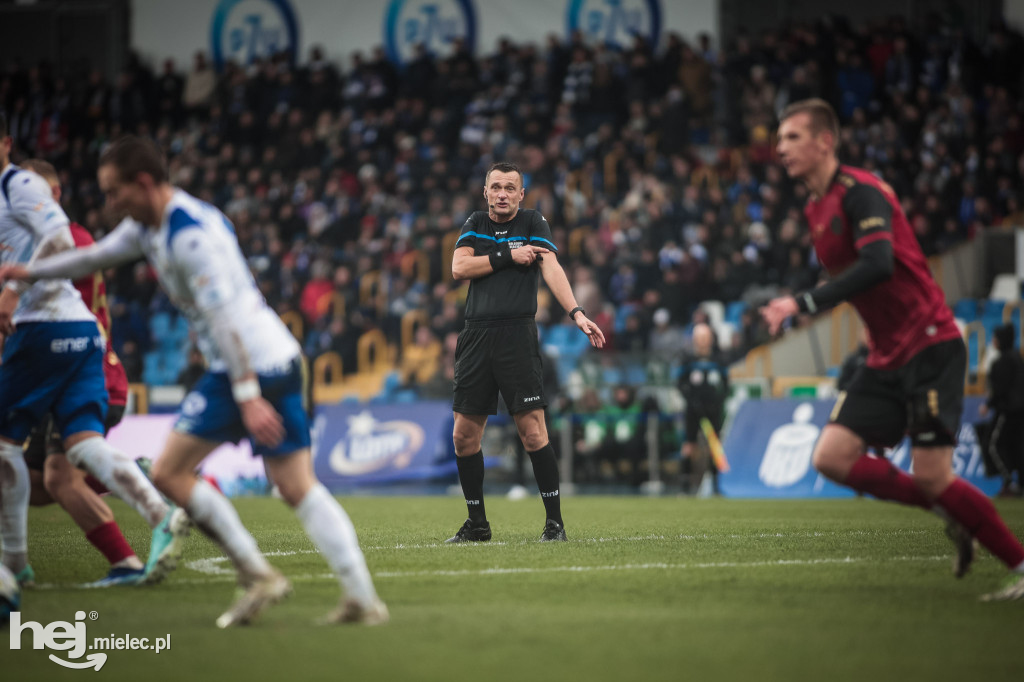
[913,446,1024,571]
[0,440,30,581]
[64,433,170,528]
[265,451,387,625]
[150,431,283,624]
[813,425,930,508]
[43,454,145,585]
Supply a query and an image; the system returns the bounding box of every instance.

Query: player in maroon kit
[18,159,145,587]
[761,99,1024,601]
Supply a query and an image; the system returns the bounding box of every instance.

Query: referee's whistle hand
[512,245,549,266]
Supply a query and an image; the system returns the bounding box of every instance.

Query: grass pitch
[9,495,1024,682]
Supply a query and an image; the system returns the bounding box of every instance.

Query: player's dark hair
[485,161,523,187]
[780,98,840,151]
[0,111,7,138]
[99,135,168,184]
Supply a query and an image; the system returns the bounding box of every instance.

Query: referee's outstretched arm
[537,252,606,349]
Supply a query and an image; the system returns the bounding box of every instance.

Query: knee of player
[909,461,954,497]
[812,446,853,480]
[42,459,77,497]
[452,433,481,456]
[519,431,547,452]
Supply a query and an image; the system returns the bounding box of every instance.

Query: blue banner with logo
[719,397,1000,498]
[311,400,462,488]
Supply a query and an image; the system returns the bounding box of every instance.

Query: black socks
[528,443,563,526]
[456,450,487,524]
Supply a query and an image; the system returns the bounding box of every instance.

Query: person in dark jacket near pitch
[980,324,1024,496]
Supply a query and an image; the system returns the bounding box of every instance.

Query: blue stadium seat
[148,311,171,344]
[967,335,981,375]
[394,389,418,403]
[602,366,624,386]
[725,301,748,326]
[142,350,179,386]
[625,364,647,385]
[952,299,977,322]
[614,303,638,333]
[381,371,401,398]
[983,299,1005,319]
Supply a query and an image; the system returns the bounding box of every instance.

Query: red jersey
[804,166,960,370]
[70,223,128,406]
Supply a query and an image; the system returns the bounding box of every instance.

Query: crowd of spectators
[3,13,1024,393]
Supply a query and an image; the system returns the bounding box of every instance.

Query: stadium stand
[2,14,1022,408]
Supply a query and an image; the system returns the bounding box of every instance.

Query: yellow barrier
[358,329,392,373]
[771,376,827,398]
[442,230,461,282]
[279,310,304,342]
[1003,301,1024,350]
[964,321,987,396]
[359,270,383,312]
[401,309,429,350]
[127,383,148,415]
[401,250,430,284]
[737,344,773,379]
[829,302,861,367]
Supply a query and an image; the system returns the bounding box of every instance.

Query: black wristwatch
[568,306,585,321]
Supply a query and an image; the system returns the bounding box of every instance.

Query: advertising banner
[719,397,1001,498]
[311,400,459,487]
[132,0,716,71]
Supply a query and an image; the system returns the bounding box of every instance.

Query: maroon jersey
[804,165,960,370]
[70,223,128,406]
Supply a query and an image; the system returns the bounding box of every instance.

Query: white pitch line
[33,554,950,590]
[357,529,931,552]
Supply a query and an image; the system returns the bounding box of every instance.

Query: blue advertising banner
[311,400,459,488]
[720,397,1000,498]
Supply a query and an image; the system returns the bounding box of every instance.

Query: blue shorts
[0,321,107,444]
[173,357,311,457]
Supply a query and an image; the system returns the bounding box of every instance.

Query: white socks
[66,437,168,528]
[187,478,273,580]
[296,484,377,604]
[0,441,29,573]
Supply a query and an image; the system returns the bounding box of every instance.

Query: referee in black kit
[447,162,605,543]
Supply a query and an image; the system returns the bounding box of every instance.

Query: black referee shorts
[453,318,547,416]
[830,338,965,449]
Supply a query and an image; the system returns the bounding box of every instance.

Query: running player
[0,116,186,588]
[761,98,1024,601]
[2,135,387,626]
[19,159,144,587]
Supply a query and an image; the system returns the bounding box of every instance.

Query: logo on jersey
[210,0,300,71]
[565,0,662,50]
[384,0,477,65]
[328,410,425,475]
[180,392,208,417]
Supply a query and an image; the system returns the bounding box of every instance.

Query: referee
[447,162,605,542]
